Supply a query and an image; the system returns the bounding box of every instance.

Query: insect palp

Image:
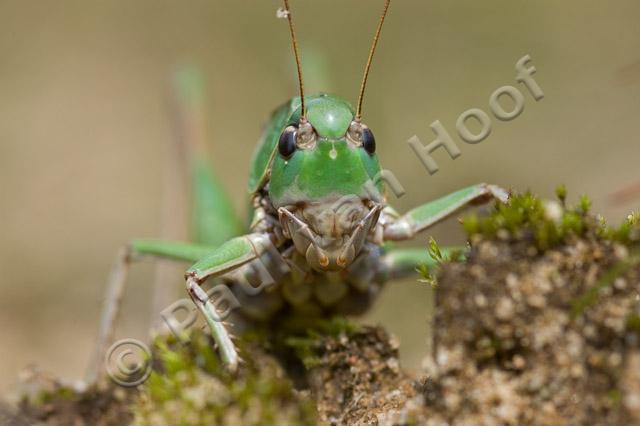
[337,203,382,266]
[278,207,316,243]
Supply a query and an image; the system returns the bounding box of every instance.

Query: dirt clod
[422,237,640,425]
[309,327,427,425]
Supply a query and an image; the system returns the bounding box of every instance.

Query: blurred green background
[1,0,639,394]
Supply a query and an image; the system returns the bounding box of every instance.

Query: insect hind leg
[85,239,214,386]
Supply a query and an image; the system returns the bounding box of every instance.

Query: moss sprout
[132,330,316,426]
[462,189,639,250]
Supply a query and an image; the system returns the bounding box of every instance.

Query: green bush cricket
[87,0,508,384]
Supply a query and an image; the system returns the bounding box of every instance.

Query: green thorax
[247,93,384,207]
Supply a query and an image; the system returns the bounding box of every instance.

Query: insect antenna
[356,0,392,121]
[282,0,307,121]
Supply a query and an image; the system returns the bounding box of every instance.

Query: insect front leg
[185,232,284,372]
[383,183,509,241]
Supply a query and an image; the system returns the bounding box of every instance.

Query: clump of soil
[419,191,640,425]
[301,326,427,425]
[422,238,640,425]
[13,326,419,426]
[13,366,134,425]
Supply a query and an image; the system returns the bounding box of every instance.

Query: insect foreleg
[383,183,509,241]
[185,233,284,372]
[185,276,241,370]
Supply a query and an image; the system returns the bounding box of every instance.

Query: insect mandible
[86,0,508,383]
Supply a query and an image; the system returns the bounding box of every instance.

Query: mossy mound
[15,366,134,425]
[14,324,420,425]
[15,331,317,426]
[421,190,640,425]
[132,331,316,426]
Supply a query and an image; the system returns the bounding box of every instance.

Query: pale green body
[88,77,508,380]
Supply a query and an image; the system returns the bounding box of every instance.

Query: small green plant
[462,188,640,250]
[626,314,640,333]
[427,237,445,264]
[417,237,465,288]
[570,257,640,319]
[285,317,359,369]
[417,238,445,288]
[132,330,316,426]
[579,194,591,214]
[604,212,640,245]
[555,184,567,206]
[417,263,438,289]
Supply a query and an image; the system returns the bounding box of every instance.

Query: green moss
[607,388,622,406]
[457,188,640,321]
[626,314,640,332]
[570,259,637,319]
[416,263,438,289]
[31,386,78,406]
[604,212,640,245]
[284,336,323,370]
[417,237,465,288]
[579,194,592,214]
[462,189,640,250]
[555,184,567,205]
[285,317,359,370]
[427,237,445,264]
[131,330,316,426]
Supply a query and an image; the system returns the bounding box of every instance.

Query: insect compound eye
[278,125,298,159]
[362,127,376,155]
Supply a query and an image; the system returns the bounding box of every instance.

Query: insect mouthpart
[277,198,381,272]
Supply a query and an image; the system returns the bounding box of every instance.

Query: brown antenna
[282,0,306,121]
[356,0,392,121]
